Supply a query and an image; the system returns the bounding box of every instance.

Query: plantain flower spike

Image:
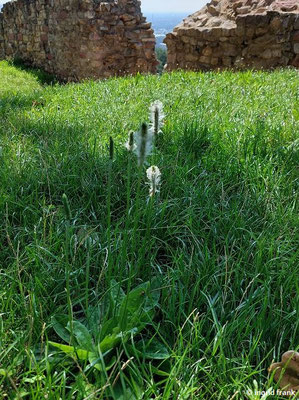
[62,193,72,221]
[134,123,153,167]
[125,131,136,152]
[149,101,165,136]
[146,166,161,197]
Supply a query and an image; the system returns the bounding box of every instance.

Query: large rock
[0,0,158,81]
[164,0,299,71]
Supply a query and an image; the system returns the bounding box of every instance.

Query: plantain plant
[48,280,169,394]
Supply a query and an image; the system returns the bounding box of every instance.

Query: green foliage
[156,47,167,74]
[0,60,298,399]
[49,280,167,371]
[46,281,168,397]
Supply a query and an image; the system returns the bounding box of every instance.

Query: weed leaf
[48,341,89,361]
[67,321,94,352]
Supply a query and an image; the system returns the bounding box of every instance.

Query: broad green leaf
[51,315,71,343]
[144,289,160,312]
[100,317,119,341]
[125,309,154,333]
[144,278,161,312]
[119,283,149,330]
[67,321,94,352]
[140,340,170,360]
[128,339,169,360]
[120,283,149,315]
[98,330,122,353]
[83,304,102,334]
[48,341,89,361]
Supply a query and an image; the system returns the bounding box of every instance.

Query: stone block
[207,4,220,16]
[202,46,213,56]
[236,6,251,14]
[185,52,199,61]
[199,55,211,64]
[270,16,282,31]
[210,57,219,65]
[222,56,232,66]
[222,43,238,56]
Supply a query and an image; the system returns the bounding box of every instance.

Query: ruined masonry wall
[0,0,157,80]
[165,1,299,71]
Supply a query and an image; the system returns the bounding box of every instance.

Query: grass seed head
[134,123,153,167]
[62,193,72,220]
[125,131,136,152]
[146,166,161,197]
[149,101,165,136]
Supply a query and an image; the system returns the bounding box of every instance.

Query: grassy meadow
[0,60,298,399]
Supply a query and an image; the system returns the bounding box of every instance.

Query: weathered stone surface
[0,0,158,81]
[164,0,299,71]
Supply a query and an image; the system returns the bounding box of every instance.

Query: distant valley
[145,12,189,48]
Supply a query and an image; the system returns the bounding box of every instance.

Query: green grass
[0,59,298,399]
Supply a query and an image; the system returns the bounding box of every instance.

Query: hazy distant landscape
[145,12,188,47]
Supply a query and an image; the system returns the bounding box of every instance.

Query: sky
[141,0,205,13]
[0,0,206,13]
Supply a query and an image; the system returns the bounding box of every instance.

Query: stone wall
[0,0,157,80]
[164,0,299,71]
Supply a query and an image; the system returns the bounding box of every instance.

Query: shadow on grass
[8,58,59,86]
[0,60,60,116]
[0,93,44,115]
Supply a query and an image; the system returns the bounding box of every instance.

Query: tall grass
[0,60,298,399]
